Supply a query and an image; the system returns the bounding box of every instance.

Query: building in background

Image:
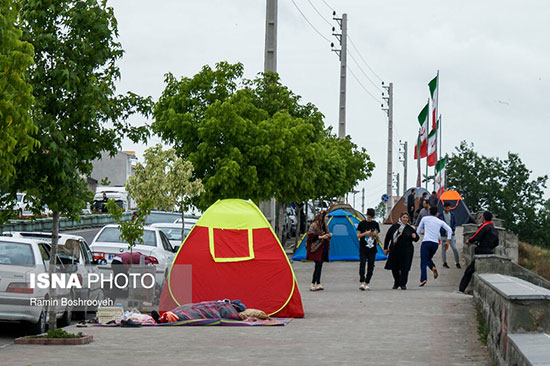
[90,151,136,187]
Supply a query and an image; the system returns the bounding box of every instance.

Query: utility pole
[264,0,277,72]
[382,82,394,214]
[394,173,400,198]
[361,187,365,213]
[260,0,278,229]
[331,12,347,139]
[399,140,408,194]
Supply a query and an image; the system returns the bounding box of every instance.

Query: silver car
[4,232,105,315]
[0,237,74,334]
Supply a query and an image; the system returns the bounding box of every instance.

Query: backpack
[487,225,499,249]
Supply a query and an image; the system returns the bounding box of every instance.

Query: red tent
[159,199,304,318]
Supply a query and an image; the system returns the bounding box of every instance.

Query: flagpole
[434,70,441,166]
[425,98,429,190]
[416,129,421,187]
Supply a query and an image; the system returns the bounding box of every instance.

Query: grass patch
[43,329,84,339]
[476,306,488,346]
[518,241,550,280]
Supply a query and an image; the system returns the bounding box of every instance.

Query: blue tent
[292,209,387,261]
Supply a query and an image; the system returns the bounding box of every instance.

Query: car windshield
[96,227,157,247]
[157,227,190,241]
[145,212,182,225]
[0,241,35,266]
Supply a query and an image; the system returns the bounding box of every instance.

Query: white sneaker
[359,284,366,291]
[364,284,371,290]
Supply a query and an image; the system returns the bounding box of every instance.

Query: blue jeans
[420,241,439,283]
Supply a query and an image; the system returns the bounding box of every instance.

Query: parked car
[150,223,191,249]
[3,232,105,315]
[173,215,200,226]
[286,207,297,236]
[0,237,74,334]
[144,211,183,225]
[90,224,176,269]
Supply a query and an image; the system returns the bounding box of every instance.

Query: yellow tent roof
[195,199,270,230]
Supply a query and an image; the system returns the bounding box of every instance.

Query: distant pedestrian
[306,211,332,291]
[101,192,108,213]
[414,199,430,227]
[384,212,419,290]
[416,206,452,287]
[356,208,381,291]
[438,201,460,269]
[429,191,438,209]
[407,189,416,221]
[459,211,499,293]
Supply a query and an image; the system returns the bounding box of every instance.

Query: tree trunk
[293,203,303,251]
[277,204,285,245]
[180,203,185,242]
[47,211,60,331]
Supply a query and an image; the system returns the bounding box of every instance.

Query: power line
[290,0,332,43]
[348,66,382,104]
[320,0,334,11]
[306,0,332,27]
[348,49,383,92]
[348,35,384,83]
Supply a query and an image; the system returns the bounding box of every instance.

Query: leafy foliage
[447,141,549,247]
[126,144,203,216]
[107,199,150,251]
[153,62,374,210]
[0,0,38,180]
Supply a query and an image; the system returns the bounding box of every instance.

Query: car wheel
[27,306,48,335]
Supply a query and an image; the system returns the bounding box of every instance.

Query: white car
[4,232,105,315]
[0,237,74,334]
[150,223,191,249]
[90,224,177,268]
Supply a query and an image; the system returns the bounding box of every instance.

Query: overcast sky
[109,0,550,208]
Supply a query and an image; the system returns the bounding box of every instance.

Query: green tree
[12,0,152,330]
[153,63,374,241]
[0,0,37,187]
[106,198,152,267]
[127,144,204,236]
[447,141,548,246]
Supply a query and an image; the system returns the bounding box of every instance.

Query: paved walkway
[0,227,489,365]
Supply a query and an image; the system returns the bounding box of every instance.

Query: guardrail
[0,212,134,233]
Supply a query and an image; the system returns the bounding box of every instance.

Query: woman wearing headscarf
[306,210,332,291]
[383,212,419,290]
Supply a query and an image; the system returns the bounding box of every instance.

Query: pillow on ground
[239,309,269,320]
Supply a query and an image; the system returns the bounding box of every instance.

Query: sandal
[317,284,324,291]
[419,280,427,287]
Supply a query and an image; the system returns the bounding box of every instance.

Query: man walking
[407,189,416,222]
[357,208,380,290]
[438,201,460,269]
[415,199,430,227]
[459,211,499,293]
[416,206,452,287]
[429,191,438,209]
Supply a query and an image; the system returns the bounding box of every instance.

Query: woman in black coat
[384,212,419,290]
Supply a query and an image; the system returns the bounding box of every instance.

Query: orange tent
[437,190,475,225]
[159,199,304,318]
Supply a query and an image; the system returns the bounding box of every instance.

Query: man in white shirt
[416,206,452,287]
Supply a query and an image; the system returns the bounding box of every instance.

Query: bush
[44,329,84,339]
[518,242,550,280]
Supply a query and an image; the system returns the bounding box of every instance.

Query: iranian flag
[429,73,438,130]
[427,122,438,166]
[435,157,446,197]
[414,103,429,159]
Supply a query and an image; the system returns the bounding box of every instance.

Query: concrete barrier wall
[462,224,518,265]
[0,212,134,233]
[473,274,550,366]
[475,255,550,291]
